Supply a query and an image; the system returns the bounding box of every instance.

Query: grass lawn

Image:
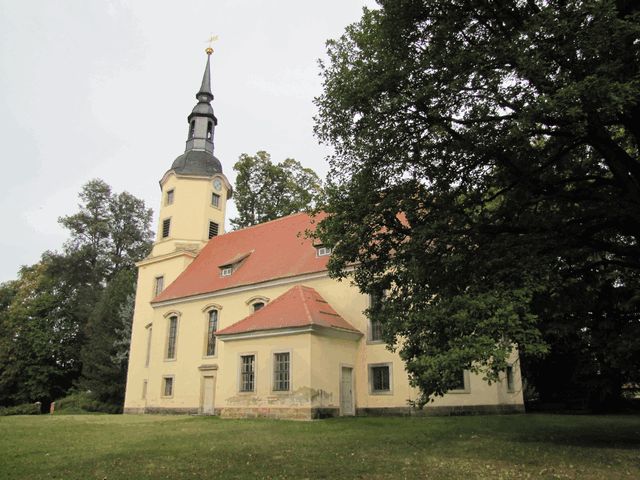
[0,414,638,479]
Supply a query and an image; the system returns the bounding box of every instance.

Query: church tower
[152,47,232,258]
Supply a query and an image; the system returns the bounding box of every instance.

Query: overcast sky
[0,0,376,282]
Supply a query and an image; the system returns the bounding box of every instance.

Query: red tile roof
[216,285,360,335]
[153,212,329,303]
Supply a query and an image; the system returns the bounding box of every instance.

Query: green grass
[0,414,638,479]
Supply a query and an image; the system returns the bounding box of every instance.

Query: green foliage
[0,179,152,409]
[0,259,80,406]
[53,391,119,414]
[315,1,640,406]
[79,269,135,408]
[0,403,41,416]
[231,151,324,228]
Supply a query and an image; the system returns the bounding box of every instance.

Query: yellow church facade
[123,52,525,419]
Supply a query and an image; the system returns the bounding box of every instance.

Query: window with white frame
[221,266,233,277]
[162,376,174,397]
[273,352,290,391]
[369,363,392,393]
[154,276,164,297]
[206,310,218,356]
[166,316,178,360]
[316,246,332,257]
[240,354,255,392]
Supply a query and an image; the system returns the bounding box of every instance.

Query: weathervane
[205,35,218,55]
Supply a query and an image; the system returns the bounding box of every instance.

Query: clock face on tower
[213,179,222,192]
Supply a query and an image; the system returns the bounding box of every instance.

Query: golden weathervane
[205,35,218,55]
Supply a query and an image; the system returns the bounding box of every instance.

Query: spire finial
[205,35,218,55]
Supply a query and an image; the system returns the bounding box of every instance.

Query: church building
[123,50,525,419]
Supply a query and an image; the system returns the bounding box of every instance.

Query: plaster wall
[125,271,524,416]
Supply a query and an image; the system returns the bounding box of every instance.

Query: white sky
[0,0,376,282]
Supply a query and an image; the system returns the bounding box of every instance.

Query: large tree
[231,151,324,228]
[0,180,153,408]
[314,1,640,407]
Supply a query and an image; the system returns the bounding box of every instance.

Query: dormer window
[218,251,253,279]
[316,246,332,257]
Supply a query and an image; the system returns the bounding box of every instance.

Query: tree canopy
[314,0,640,407]
[0,179,153,409]
[231,151,324,229]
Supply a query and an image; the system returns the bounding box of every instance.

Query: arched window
[188,121,195,139]
[206,309,218,356]
[207,120,213,140]
[252,302,265,312]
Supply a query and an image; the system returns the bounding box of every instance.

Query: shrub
[53,391,121,414]
[0,403,41,416]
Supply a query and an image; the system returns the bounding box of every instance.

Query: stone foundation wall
[356,403,525,417]
[123,407,199,415]
[219,407,339,420]
[125,403,524,418]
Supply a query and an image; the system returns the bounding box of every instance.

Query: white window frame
[161,375,175,398]
[272,350,292,392]
[211,192,220,208]
[316,246,332,257]
[368,362,393,395]
[153,276,164,297]
[163,311,181,361]
[221,266,233,277]
[238,353,257,393]
[166,189,174,206]
[204,309,219,358]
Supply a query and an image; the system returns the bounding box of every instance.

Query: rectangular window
[273,352,290,391]
[368,293,384,342]
[166,316,178,360]
[162,218,171,238]
[144,325,152,367]
[316,246,332,257]
[163,376,174,397]
[370,364,391,393]
[154,276,164,297]
[211,193,220,208]
[369,320,383,342]
[142,380,148,400]
[208,221,219,239]
[206,310,218,356]
[221,266,232,277]
[166,189,174,205]
[450,370,470,392]
[240,354,255,392]
[506,365,515,392]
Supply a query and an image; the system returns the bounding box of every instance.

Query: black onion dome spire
[170,48,222,177]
